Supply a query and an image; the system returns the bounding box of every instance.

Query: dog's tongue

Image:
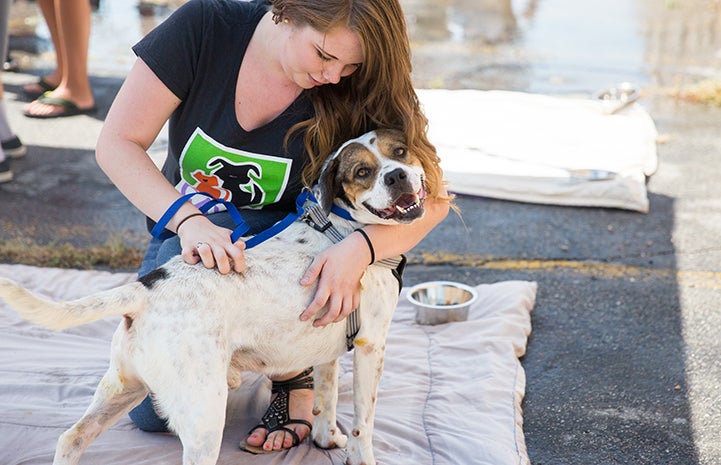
[376,193,420,218]
[395,192,420,210]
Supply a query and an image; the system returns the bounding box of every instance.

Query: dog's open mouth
[364,185,427,220]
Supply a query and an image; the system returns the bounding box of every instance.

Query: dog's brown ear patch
[317,157,340,214]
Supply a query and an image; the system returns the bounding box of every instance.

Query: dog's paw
[345,436,375,465]
[312,425,347,449]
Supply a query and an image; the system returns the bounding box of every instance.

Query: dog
[0,129,427,465]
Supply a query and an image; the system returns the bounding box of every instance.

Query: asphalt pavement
[2,0,721,464]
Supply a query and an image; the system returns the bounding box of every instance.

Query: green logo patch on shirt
[179,128,292,208]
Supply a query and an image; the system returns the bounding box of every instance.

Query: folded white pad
[419,89,658,213]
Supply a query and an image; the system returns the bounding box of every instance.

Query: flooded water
[405,0,721,94]
[8,0,721,96]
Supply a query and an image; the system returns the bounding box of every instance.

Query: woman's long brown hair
[270,0,449,201]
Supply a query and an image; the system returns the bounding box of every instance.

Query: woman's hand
[176,214,247,274]
[299,232,371,327]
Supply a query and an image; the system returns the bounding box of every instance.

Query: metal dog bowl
[593,82,640,114]
[408,281,478,325]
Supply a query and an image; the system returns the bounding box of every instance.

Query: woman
[96,0,451,454]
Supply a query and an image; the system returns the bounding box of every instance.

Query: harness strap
[301,201,346,243]
[302,200,405,271]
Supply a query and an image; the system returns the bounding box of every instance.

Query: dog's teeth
[395,205,407,214]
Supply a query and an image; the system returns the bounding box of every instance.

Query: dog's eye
[393,147,407,158]
[355,167,370,178]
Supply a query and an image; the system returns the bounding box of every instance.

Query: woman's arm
[96,58,246,274]
[299,189,451,326]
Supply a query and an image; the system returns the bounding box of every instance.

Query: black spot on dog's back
[138,268,168,289]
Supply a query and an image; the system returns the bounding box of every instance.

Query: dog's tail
[0,278,147,330]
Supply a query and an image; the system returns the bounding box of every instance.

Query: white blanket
[0,265,536,465]
[419,89,659,212]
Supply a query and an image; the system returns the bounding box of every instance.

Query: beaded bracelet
[355,228,375,265]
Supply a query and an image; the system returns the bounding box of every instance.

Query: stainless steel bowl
[407,281,478,325]
[593,82,640,114]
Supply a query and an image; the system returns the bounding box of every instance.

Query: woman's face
[282,21,364,89]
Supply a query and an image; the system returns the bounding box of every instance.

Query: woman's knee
[128,395,170,433]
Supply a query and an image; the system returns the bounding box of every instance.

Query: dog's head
[316,129,426,225]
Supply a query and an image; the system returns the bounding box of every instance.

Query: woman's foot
[241,368,315,453]
[23,88,96,119]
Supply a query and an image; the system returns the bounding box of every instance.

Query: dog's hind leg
[312,359,347,450]
[52,360,147,465]
[158,381,228,465]
[150,348,229,465]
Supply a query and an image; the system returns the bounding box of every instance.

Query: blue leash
[243,190,312,248]
[151,192,250,242]
[151,189,337,249]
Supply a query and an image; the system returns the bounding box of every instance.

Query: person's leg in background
[0,0,27,183]
[23,0,95,118]
[22,0,62,97]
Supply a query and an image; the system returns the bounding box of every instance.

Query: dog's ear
[316,156,341,214]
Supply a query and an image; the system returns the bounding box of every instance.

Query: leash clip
[307,217,332,233]
[301,201,333,233]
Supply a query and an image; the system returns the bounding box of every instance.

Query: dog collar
[329,204,355,222]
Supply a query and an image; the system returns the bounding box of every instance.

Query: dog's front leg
[346,341,386,465]
[312,359,348,449]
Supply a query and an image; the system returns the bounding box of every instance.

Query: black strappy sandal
[239,367,314,454]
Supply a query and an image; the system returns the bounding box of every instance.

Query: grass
[0,237,144,271]
[672,79,721,106]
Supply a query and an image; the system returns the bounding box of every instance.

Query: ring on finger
[196,241,206,250]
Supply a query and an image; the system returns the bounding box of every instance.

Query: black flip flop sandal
[24,94,97,119]
[239,367,314,454]
[23,77,57,99]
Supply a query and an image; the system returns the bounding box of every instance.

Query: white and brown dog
[0,129,427,465]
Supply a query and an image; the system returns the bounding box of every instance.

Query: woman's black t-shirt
[133,0,314,217]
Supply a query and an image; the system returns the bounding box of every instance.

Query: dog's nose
[384,168,407,186]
